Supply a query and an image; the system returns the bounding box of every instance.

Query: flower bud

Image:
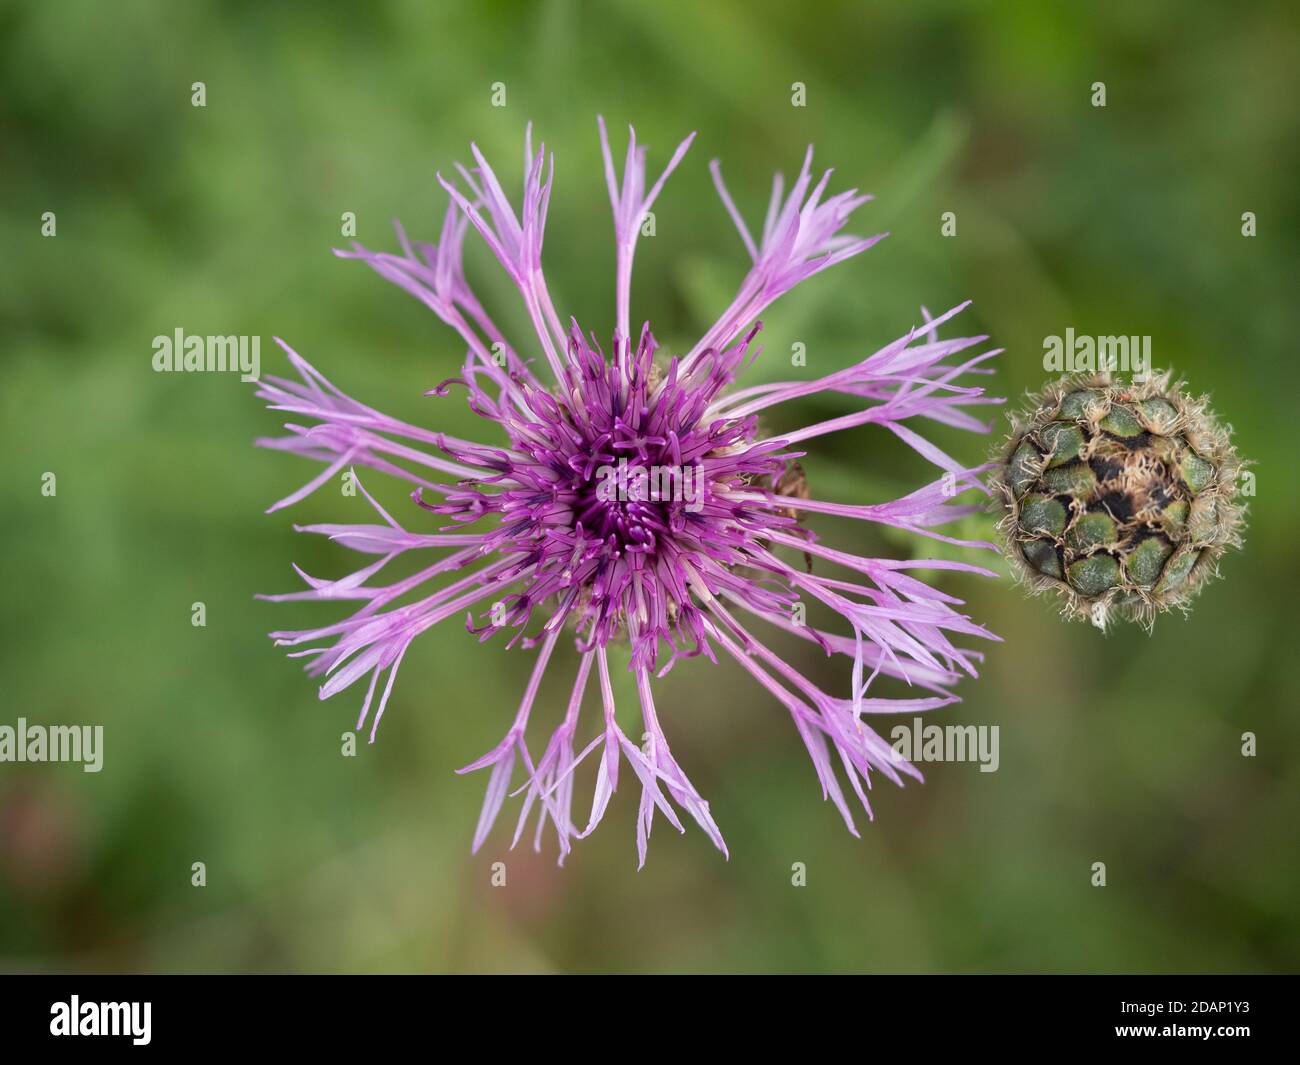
[992,371,1246,629]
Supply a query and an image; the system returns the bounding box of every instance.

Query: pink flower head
[257,120,1003,866]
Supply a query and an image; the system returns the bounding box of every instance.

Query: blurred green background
[3,0,1298,973]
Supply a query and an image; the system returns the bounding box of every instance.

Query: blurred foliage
[2,0,1298,973]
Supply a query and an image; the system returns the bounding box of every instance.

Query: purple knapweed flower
[257,119,1003,866]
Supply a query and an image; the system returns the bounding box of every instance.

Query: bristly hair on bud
[256,118,1005,866]
[992,369,1247,631]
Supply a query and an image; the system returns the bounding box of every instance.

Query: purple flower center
[420,320,795,672]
